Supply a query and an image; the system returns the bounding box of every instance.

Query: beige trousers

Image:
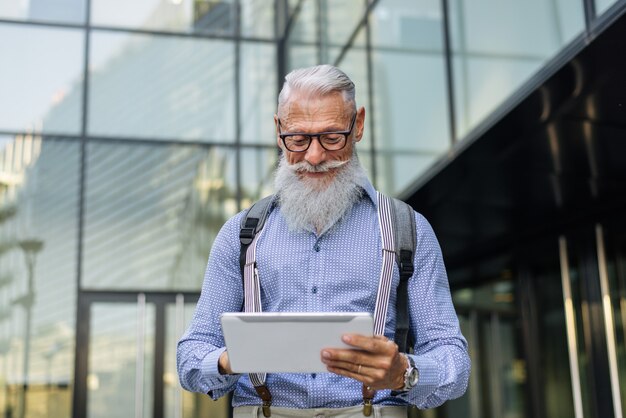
[233,405,407,418]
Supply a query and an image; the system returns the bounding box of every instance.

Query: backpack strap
[240,194,276,277]
[239,194,276,417]
[391,197,416,354]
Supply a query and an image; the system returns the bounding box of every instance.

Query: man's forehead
[280,91,352,122]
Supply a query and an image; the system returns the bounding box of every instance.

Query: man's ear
[274,114,282,149]
[354,106,366,143]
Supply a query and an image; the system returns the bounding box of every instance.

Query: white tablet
[220,312,373,373]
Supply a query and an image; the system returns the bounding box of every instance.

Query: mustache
[285,159,349,173]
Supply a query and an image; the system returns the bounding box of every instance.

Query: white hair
[277,65,356,117]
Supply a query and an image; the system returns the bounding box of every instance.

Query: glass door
[75,292,229,418]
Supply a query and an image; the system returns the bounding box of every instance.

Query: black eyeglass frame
[277,113,357,152]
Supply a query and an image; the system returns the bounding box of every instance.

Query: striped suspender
[362,193,397,416]
[243,192,399,417]
[243,230,272,417]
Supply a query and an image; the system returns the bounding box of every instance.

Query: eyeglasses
[277,113,356,152]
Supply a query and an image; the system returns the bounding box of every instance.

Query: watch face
[409,368,419,386]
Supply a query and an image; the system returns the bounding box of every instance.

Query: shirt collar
[356,175,378,207]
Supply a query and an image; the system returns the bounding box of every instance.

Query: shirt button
[311,373,316,378]
[312,286,318,294]
[314,244,320,252]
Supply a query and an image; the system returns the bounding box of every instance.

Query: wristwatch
[402,354,419,391]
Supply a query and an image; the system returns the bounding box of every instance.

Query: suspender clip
[362,385,375,416]
[254,384,272,417]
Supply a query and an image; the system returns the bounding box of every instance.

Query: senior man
[177,65,470,418]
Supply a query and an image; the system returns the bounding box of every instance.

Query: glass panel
[241,0,274,39]
[322,0,366,63]
[88,31,235,142]
[83,142,237,290]
[451,276,525,417]
[0,24,84,135]
[240,147,278,208]
[376,152,439,197]
[603,219,626,415]
[596,0,619,16]
[566,238,594,418]
[288,0,316,43]
[370,0,449,194]
[453,279,517,313]
[371,51,450,150]
[534,242,577,418]
[357,151,375,188]
[442,314,476,418]
[372,0,443,50]
[88,302,155,418]
[288,45,319,72]
[240,43,277,144]
[0,136,78,418]
[91,0,235,34]
[337,29,370,150]
[449,0,585,139]
[165,302,229,418]
[494,317,526,417]
[0,0,85,24]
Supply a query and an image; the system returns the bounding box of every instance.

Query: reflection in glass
[596,0,619,16]
[536,242,577,418]
[287,0,316,43]
[339,29,371,150]
[240,43,277,144]
[443,314,475,417]
[165,302,229,418]
[0,24,84,135]
[372,51,450,149]
[323,0,366,63]
[241,0,275,38]
[449,279,524,418]
[453,279,517,313]
[449,0,585,138]
[565,239,593,418]
[240,147,278,209]
[371,0,443,50]
[376,152,439,197]
[368,1,449,194]
[88,31,235,141]
[91,0,235,34]
[288,45,319,72]
[0,136,78,418]
[88,303,155,418]
[602,220,626,416]
[0,0,85,24]
[83,142,237,290]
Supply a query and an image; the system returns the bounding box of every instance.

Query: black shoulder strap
[239,194,276,277]
[390,197,416,354]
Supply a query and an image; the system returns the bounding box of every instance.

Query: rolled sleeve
[202,347,240,399]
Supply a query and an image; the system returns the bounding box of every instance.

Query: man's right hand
[218,350,233,375]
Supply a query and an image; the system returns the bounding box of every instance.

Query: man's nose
[304,137,326,166]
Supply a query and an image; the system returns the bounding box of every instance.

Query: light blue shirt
[177,179,470,409]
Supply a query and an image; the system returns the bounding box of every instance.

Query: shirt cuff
[201,347,240,389]
[413,354,439,389]
[202,346,227,377]
[396,354,439,400]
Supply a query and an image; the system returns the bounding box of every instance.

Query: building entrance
[72,292,229,418]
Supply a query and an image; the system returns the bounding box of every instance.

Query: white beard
[273,153,367,235]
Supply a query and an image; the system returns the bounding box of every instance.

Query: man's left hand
[321,334,408,390]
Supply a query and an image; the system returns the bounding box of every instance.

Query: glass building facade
[0,0,624,417]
